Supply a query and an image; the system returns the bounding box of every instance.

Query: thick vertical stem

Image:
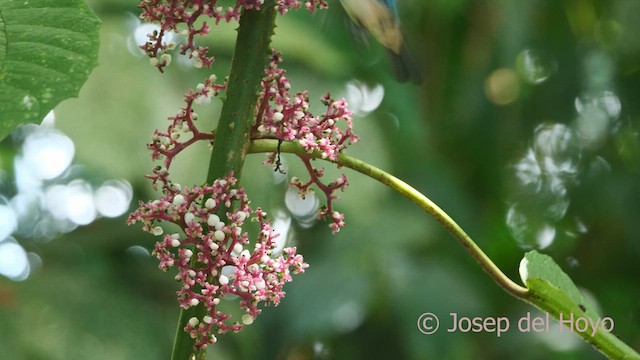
[206,4,276,183]
[170,2,277,360]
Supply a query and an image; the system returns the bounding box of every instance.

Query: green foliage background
[1,0,639,359]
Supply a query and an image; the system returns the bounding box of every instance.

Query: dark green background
[1,0,638,359]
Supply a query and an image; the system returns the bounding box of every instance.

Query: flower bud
[188,317,199,327]
[205,198,216,209]
[219,275,229,285]
[173,194,185,206]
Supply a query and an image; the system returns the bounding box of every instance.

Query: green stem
[206,11,276,183]
[525,278,640,360]
[250,139,640,359]
[249,139,528,298]
[170,3,277,360]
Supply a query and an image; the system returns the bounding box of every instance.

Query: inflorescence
[139,0,328,72]
[131,0,355,350]
[256,51,359,233]
[128,174,308,349]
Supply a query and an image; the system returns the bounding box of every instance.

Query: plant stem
[251,139,640,359]
[170,3,277,360]
[205,15,276,182]
[249,139,529,298]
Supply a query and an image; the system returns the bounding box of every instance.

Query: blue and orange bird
[339,0,422,83]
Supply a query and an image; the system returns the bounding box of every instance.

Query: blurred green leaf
[0,0,100,141]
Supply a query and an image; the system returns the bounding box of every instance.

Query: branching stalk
[249,139,640,360]
[249,139,528,297]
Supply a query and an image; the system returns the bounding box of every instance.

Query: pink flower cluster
[133,0,355,349]
[256,51,358,233]
[128,174,308,349]
[139,0,328,72]
[130,65,310,350]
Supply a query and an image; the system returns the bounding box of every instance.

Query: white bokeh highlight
[0,112,133,280]
[21,128,74,180]
[344,81,385,116]
[95,180,133,218]
[0,239,29,281]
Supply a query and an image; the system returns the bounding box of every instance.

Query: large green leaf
[520,251,640,359]
[0,0,99,141]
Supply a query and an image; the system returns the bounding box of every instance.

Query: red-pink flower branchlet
[146,74,224,190]
[255,51,357,233]
[139,0,328,71]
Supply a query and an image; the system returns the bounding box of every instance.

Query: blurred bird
[339,0,422,83]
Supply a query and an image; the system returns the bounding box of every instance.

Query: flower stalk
[249,139,640,360]
[250,139,529,297]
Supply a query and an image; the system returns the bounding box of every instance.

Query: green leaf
[0,0,100,141]
[520,250,597,315]
[520,250,640,359]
